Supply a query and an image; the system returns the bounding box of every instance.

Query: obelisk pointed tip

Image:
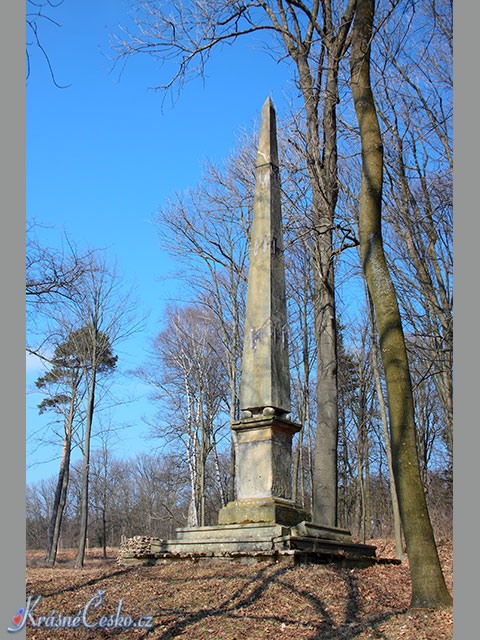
[257,96,278,167]
[262,95,275,112]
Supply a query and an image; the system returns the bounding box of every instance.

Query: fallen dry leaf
[23,539,453,639]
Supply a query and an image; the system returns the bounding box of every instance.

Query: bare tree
[26,0,69,86]
[34,252,141,568]
[136,305,230,526]
[349,0,451,608]
[349,324,374,543]
[378,66,453,469]
[87,428,117,558]
[26,479,55,549]
[70,257,141,568]
[70,324,118,567]
[26,221,92,325]
[35,333,86,566]
[344,1,454,483]
[408,339,451,491]
[287,235,317,510]
[156,143,252,425]
[112,0,362,527]
[128,452,191,538]
[26,220,97,387]
[156,139,257,503]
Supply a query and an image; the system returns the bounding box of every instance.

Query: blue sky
[26,1,295,485]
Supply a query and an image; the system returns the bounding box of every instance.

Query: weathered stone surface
[290,521,353,542]
[218,497,310,527]
[223,98,309,528]
[167,523,287,554]
[117,523,377,567]
[231,415,300,501]
[176,522,288,541]
[239,97,290,416]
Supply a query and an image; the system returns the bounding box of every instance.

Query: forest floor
[24,539,453,639]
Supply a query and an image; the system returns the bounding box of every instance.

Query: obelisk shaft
[218,98,306,526]
[239,97,291,416]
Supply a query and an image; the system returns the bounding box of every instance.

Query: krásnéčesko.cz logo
[7,590,154,632]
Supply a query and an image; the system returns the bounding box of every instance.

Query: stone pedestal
[218,413,310,526]
[218,498,309,527]
[117,410,379,568]
[118,522,379,567]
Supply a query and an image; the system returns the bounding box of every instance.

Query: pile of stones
[117,536,154,563]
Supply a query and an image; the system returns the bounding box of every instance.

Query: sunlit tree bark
[350,0,451,608]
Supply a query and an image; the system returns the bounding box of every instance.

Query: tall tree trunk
[45,415,73,566]
[313,244,338,526]
[367,291,405,559]
[306,420,315,513]
[199,408,208,527]
[187,430,199,528]
[338,391,349,528]
[102,467,108,558]
[364,429,371,541]
[216,282,241,503]
[45,387,78,566]
[212,436,227,508]
[102,507,107,559]
[391,132,453,466]
[350,0,451,608]
[75,376,96,569]
[294,51,340,527]
[293,297,310,508]
[357,385,370,543]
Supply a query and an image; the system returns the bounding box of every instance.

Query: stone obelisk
[239,96,290,417]
[118,99,378,566]
[219,97,308,527]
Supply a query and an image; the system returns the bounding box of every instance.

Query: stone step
[175,522,287,542]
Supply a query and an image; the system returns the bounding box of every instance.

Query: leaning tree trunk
[45,408,73,566]
[350,0,451,608]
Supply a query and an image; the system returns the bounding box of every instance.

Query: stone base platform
[118,521,382,568]
[218,497,311,527]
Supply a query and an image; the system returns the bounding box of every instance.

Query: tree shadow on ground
[37,567,137,598]
[134,563,407,640]
[279,569,407,639]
